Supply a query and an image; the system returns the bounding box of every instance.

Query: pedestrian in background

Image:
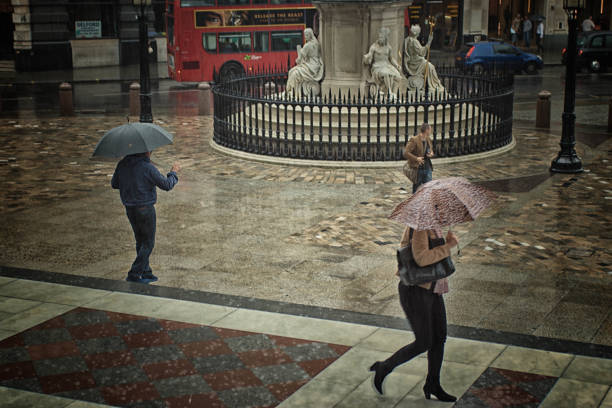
[511,14,521,45]
[582,16,595,32]
[536,20,544,55]
[523,16,532,48]
[112,152,181,283]
[404,123,434,193]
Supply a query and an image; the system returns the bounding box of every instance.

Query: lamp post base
[550,152,583,173]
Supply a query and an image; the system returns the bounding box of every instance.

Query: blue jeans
[524,32,530,47]
[126,205,156,277]
[413,167,433,193]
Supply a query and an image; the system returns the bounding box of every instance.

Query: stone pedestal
[314,0,410,96]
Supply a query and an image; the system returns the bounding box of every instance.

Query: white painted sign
[75,21,102,39]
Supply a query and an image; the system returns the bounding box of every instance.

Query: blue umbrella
[92,122,174,158]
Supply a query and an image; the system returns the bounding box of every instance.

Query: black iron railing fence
[212,66,514,161]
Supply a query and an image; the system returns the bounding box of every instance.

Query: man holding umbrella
[93,121,181,284]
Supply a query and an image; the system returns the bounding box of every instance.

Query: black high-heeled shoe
[423,382,457,402]
[369,362,388,396]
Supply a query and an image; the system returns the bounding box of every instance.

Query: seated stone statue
[363,27,403,98]
[286,28,324,98]
[403,24,445,95]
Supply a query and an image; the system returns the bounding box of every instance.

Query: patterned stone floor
[455,368,558,408]
[0,307,348,408]
[0,278,611,408]
[0,113,611,348]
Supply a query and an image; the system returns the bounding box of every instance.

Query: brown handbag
[403,161,418,184]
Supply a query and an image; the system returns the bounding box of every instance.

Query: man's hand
[427,152,434,158]
[416,157,425,166]
[446,231,459,248]
[171,162,182,173]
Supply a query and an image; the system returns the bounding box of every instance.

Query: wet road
[2,66,612,126]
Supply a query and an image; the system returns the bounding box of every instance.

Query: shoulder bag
[397,229,455,286]
[403,161,419,184]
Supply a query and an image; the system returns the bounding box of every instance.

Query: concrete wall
[70,39,119,68]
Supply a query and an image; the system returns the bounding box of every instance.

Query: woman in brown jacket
[404,123,434,193]
[370,226,459,402]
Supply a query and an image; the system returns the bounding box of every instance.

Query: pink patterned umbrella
[389,177,496,230]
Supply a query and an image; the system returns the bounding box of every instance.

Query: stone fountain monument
[211,0,515,162]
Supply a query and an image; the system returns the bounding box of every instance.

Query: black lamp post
[550,0,584,173]
[134,0,153,123]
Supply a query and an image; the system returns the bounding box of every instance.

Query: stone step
[218,125,487,144]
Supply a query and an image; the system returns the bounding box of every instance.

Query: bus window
[219,32,252,53]
[254,32,269,52]
[271,31,301,51]
[252,0,268,4]
[270,0,302,4]
[203,33,217,52]
[217,0,249,5]
[180,0,214,6]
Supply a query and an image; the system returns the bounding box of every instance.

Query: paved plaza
[0,68,611,407]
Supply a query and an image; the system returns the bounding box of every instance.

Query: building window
[68,0,118,39]
[167,16,174,45]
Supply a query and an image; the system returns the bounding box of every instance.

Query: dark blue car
[455,41,543,74]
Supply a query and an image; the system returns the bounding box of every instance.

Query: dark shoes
[125,273,158,284]
[423,379,457,402]
[369,362,389,396]
[141,273,159,283]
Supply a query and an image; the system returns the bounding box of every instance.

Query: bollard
[608,96,612,132]
[59,82,73,116]
[198,82,212,115]
[536,90,551,129]
[129,82,140,117]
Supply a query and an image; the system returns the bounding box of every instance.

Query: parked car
[455,41,543,74]
[561,31,612,72]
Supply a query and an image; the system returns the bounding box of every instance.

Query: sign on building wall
[75,21,102,39]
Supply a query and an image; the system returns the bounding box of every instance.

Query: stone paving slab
[0,278,610,407]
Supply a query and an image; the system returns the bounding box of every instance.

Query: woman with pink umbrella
[369,177,496,402]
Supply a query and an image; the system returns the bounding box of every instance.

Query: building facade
[487,0,611,58]
[9,0,166,72]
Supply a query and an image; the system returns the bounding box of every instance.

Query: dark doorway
[0,11,14,59]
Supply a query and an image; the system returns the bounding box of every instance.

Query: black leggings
[382,282,447,381]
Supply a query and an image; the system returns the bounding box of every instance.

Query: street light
[134,0,153,123]
[550,0,585,173]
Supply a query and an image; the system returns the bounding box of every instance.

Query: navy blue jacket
[111,155,178,207]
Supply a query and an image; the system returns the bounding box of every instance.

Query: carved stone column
[314,0,410,96]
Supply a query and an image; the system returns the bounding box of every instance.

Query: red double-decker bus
[166,0,317,83]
